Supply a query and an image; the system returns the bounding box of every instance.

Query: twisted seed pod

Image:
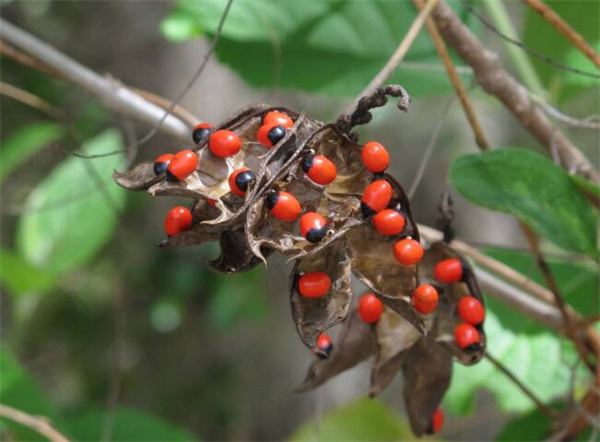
[113,86,487,436]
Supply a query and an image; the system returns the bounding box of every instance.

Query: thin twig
[430,0,600,184]
[348,0,438,113]
[413,0,489,151]
[485,352,558,418]
[523,0,600,69]
[463,0,600,80]
[0,18,190,143]
[529,93,600,130]
[0,81,64,118]
[0,405,70,442]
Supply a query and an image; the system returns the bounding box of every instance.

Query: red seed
[192,122,213,143]
[166,149,198,181]
[372,209,405,235]
[431,409,444,434]
[164,206,192,236]
[265,191,301,222]
[454,323,481,349]
[458,296,485,325]
[300,212,328,243]
[434,258,464,283]
[412,284,439,314]
[154,153,174,175]
[358,293,384,324]
[393,238,424,266]
[301,154,337,185]
[228,168,256,196]
[263,111,293,129]
[209,130,242,157]
[361,180,392,215]
[298,272,331,298]
[362,141,390,173]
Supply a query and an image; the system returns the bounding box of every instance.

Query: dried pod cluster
[114,85,487,436]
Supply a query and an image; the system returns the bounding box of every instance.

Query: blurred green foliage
[161,0,476,97]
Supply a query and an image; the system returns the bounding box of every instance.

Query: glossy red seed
[431,409,444,434]
[192,122,213,143]
[358,293,384,324]
[362,141,390,173]
[302,155,337,185]
[257,123,278,147]
[372,209,405,235]
[209,130,242,157]
[361,180,392,215]
[166,149,198,181]
[263,111,293,129]
[458,296,485,325]
[317,333,333,351]
[300,212,328,242]
[412,284,439,314]
[434,258,464,283]
[393,238,424,266]
[266,191,301,222]
[164,206,192,236]
[298,272,331,298]
[228,168,255,196]
[154,153,174,175]
[454,323,481,349]
[207,198,217,207]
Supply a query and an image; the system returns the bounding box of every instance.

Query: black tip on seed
[465,342,483,352]
[301,154,315,174]
[192,127,212,144]
[166,170,179,182]
[305,226,328,243]
[268,125,286,146]
[360,202,376,217]
[316,343,333,359]
[235,170,256,192]
[265,190,279,210]
[154,162,168,175]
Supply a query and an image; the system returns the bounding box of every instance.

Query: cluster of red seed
[435,258,486,349]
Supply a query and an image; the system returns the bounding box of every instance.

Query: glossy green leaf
[289,398,415,441]
[571,172,600,199]
[0,350,58,441]
[0,249,55,297]
[0,122,64,183]
[64,408,198,442]
[449,148,598,256]
[445,312,575,415]
[161,0,475,97]
[495,407,552,441]
[562,41,600,89]
[16,129,126,273]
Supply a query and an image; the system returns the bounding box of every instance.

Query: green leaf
[0,350,58,441]
[495,407,552,441]
[64,407,198,442]
[16,129,126,273]
[161,0,475,97]
[208,268,270,332]
[445,311,575,415]
[0,122,64,183]
[523,0,599,100]
[449,148,598,256]
[571,173,600,198]
[289,398,414,441]
[562,40,600,89]
[0,249,55,297]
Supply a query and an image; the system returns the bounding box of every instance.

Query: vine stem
[0,405,70,442]
[430,0,600,184]
[522,0,600,69]
[0,18,190,143]
[480,0,546,97]
[347,0,438,113]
